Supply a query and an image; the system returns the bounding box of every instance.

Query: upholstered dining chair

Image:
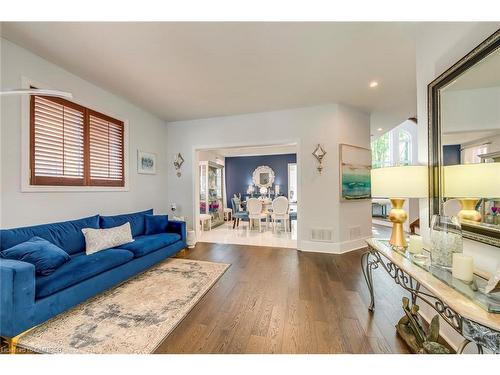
[271,196,290,233]
[231,197,249,229]
[247,198,268,232]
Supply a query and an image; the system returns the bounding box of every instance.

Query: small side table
[187,230,197,248]
[199,214,212,231]
[223,208,232,222]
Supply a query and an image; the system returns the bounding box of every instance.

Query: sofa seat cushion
[36,249,134,299]
[118,233,181,258]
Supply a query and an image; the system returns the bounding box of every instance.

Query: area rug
[17,258,230,354]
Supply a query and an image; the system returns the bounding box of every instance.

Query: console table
[362,238,500,354]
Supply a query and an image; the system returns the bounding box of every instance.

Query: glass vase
[430,215,463,269]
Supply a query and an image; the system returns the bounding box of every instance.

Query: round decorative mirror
[252,165,275,188]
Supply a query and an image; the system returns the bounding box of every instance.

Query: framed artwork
[137,151,157,175]
[339,143,371,201]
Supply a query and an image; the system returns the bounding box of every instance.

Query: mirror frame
[428,29,500,248]
[252,165,275,188]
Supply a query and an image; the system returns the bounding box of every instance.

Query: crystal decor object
[430,215,463,269]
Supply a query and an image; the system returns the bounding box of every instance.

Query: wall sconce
[173,153,184,177]
[274,184,280,195]
[312,144,327,174]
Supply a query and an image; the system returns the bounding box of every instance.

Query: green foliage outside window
[371,132,391,169]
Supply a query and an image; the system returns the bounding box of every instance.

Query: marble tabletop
[366,238,500,332]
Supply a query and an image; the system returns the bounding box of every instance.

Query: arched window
[371,132,391,169]
[398,130,412,166]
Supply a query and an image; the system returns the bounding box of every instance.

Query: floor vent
[310,228,334,242]
[349,226,362,240]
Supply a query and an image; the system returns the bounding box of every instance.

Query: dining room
[196,144,298,248]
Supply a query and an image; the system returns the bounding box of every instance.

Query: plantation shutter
[88,110,125,186]
[31,95,85,185]
[30,95,125,187]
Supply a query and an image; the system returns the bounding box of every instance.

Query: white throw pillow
[82,222,134,255]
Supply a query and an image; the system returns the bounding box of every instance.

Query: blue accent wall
[443,144,461,166]
[225,154,297,208]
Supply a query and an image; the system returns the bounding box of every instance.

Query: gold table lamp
[371,166,428,249]
[444,163,500,222]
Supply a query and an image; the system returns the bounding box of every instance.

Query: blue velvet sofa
[0,209,186,338]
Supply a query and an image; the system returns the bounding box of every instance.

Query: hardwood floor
[156,242,410,354]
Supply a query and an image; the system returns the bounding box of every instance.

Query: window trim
[21,76,129,193]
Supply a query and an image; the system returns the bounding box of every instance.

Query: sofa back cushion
[144,214,169,235]
[0,215,100,255]
[99,209,153,237]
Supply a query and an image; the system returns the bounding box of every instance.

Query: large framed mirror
[428,29,500,247]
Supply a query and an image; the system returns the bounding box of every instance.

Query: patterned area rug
[17,258,230,354]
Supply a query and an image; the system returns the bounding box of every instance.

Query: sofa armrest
[167,220,186,243]
[0,259,36,337]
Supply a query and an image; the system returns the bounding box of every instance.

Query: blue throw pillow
[144,214,169,235]
[0,236,71,276]
[100,209,153,237]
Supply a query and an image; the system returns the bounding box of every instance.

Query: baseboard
[298,236,370,254]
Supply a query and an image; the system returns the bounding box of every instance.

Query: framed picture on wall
[137,151,157,175]
[339,144,371,201]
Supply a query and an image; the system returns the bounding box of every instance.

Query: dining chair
[231,197,249,229]
[271,196,289,233]
[247,198,267,232]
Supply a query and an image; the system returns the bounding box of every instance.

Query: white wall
[0,39,169,227]
[166,103,371,253]
[415,22,500,351]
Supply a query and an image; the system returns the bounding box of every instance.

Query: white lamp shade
[371,166,428,198]
[444,163,500,198]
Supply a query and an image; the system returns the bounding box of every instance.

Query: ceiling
[445,47,500,91]
[442,130,500,145]
[1,22,417,123]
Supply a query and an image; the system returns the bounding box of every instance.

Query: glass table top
[376,239,500,313]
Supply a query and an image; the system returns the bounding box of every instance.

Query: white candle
[408,235,423,254]
[452,254,474,282]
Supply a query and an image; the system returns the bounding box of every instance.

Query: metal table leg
[361,251,378,312]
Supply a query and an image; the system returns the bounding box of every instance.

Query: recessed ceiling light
[377,128,383,131]
[369,81,379,88]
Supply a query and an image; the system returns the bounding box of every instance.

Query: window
[462,143,488,164]
[398,130,412,166]
[371,132,391,168]
[30,95,124,187]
